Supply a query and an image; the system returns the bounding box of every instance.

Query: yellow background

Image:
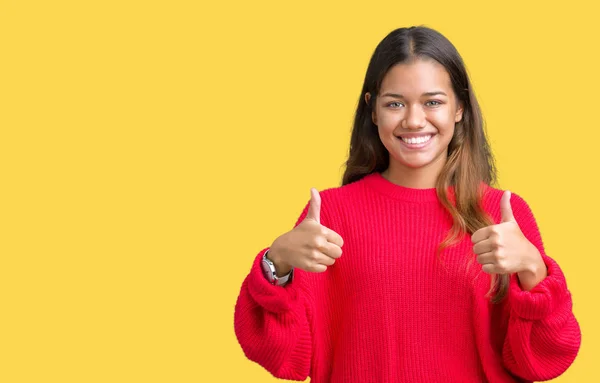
[1,0,597,382]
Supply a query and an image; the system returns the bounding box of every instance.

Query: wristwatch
[261,250,294,286]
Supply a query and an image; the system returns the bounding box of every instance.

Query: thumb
[500,190,515,223]
[306,187,321,224]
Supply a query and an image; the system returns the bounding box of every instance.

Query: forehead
[380,59,453,94]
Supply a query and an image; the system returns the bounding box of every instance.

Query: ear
[365,92,377,125]
[455,101,464,123]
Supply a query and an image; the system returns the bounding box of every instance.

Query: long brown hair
[342,26,508,303]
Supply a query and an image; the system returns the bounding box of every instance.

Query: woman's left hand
[471,191,547,290]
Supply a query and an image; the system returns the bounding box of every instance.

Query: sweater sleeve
[234,201,314,381]
[501,192,581,381]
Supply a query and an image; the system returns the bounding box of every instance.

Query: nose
[402,104,427,129]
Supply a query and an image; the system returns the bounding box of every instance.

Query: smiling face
[366,58,464,187]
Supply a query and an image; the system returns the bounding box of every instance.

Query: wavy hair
[342,26,508,303]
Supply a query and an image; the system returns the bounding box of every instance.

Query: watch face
[261,259,275,281]
[263,254,274,266]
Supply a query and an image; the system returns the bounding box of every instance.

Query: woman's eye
[426,100,442,107]
[387,102,403,108]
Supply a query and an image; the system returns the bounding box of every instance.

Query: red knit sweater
[234,172,581,382]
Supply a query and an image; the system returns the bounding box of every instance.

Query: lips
[396,134,435,149]
[396,133,437,139]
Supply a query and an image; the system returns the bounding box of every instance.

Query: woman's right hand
[268,188,344,275]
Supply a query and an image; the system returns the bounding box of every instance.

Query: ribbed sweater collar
[361,172,456,203]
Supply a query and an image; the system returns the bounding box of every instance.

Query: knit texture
[234,172,581,382]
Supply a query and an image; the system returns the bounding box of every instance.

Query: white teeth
[400,135,432,144]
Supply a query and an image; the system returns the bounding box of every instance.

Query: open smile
[396,134,435,149]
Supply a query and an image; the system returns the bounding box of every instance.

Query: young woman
[234,26,581,382]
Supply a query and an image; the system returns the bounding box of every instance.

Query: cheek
[429,111,456,132]
[376,111,400,129]
[376,108,456,131]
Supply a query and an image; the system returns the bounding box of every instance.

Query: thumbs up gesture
[471,191,544,281]
[268,188,345,275]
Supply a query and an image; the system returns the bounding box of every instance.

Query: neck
[383,155,447,189]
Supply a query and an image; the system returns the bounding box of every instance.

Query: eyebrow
[381,91,448,98]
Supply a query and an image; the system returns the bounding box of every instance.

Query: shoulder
[304,175,371,227]
[292,177,365,228]
[318,179,361,201]
[480,183,537,224]
[316,173,373,209]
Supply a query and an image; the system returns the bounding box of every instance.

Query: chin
[401,161,433,169]
[393,155,436,169]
